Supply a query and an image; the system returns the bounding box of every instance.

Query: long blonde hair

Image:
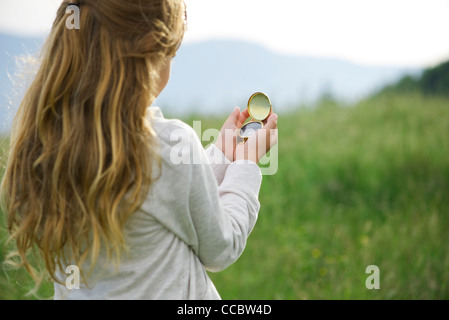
[0,0,186,287]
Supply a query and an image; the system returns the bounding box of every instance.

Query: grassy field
[1,93,448,299]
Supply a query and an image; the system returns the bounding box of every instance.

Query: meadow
[1,93,448,299]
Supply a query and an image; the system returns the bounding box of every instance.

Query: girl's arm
[204,144,231,186]
[188,128,262,272]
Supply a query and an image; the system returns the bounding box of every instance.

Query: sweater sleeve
[204,144,232,186]
[188,131,262,272]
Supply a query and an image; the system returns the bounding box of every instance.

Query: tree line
[378,59,449,98]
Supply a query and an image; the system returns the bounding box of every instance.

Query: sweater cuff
[223,161,262,196]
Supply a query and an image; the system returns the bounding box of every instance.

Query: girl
[1,0,278,299]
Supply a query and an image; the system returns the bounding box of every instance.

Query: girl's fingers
[227,107,240,124]
[237,108,251,126]
[264,113,278,130]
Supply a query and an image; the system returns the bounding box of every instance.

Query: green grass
[1,93,448,299]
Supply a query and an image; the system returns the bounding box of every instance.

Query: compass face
[239,121,263,138]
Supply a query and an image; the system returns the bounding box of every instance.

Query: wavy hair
[0,0,186,288]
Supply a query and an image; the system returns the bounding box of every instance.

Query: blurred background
[1,0,448,299]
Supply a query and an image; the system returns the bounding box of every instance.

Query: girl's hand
[235,113,278,164]
[215,107,250,162]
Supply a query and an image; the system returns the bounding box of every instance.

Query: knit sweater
[54,107,262,300]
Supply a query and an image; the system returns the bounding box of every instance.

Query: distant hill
[1,33,421,132]
[377,60,449,97]
[157,40,421,115]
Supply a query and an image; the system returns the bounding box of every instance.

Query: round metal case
[238,92,272,142]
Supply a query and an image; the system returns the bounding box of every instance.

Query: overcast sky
[1,0,449,67]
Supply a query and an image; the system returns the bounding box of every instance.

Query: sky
[0,0,449,67]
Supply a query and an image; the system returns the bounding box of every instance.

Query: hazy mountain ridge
[157,40,420,114]
[1,33,420,132]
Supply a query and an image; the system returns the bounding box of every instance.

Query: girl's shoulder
[147,106,204,163]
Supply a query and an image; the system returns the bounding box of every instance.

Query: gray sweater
[54,107,262,300]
